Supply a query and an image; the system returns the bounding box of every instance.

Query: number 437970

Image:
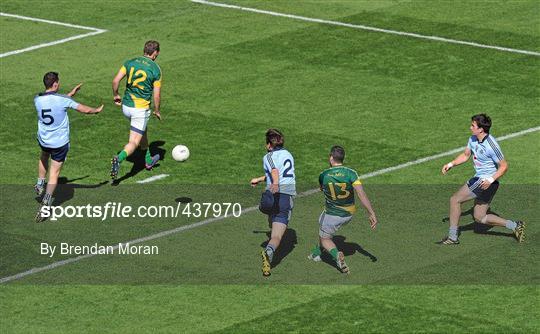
[180,202,242,218]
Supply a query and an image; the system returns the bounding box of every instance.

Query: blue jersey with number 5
[34,92,79,148]
[263,147,296,195]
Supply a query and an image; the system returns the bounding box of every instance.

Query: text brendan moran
[40,242,159,257]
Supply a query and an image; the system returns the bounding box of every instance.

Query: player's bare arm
[353,184,378,229]
[480,159,508,190]
[250,175,266,186]
[153,85,161,120]
[67,83,82,97]
[112,69,126,106]
[269,168,279,193]
[442,147,471,174]
[76,104,104,114]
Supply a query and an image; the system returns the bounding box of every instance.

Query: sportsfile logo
[38,202,242,221]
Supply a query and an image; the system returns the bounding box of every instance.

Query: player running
[110,40,162,179]
[250,129,296,277]
[439,114,525,244]
[308,146,378,274]
[34,72,103,222]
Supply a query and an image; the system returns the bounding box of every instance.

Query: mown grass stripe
[191,0,540,57]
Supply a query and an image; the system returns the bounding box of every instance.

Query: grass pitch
[1,0,539,333]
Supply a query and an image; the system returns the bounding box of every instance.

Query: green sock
[118,150,128,163]
[145,150,153,164]
[311,245,322,257]
[329,248,339,261]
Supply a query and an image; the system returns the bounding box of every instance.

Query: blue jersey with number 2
[263,147,296,195]
[34,92,79,148]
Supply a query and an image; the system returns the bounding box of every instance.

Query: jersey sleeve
[119,60,128,75]
[486,136,504,163]
[263,154,271,172]
[351,169,362,186]
[318,172,324,188]
[153,65,162,88]
[265,153,276,170]
[467,136,474,150]
[63,96,79,110]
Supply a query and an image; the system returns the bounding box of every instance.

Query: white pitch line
[1,12,107,31]
[191,0,540,57]
[1,126,539,284]
[356,126,540,180]
[0,12,107,58]
[137,174,170,184]
[0,30,106,58]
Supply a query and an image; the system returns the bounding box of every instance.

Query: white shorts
[122,105,150,134]
[319,211,353,238]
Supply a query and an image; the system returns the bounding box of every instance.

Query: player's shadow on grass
[175,197,193,204]
[334,236,378,262]
[112,141,166,186]
[319,236,377,272]
[259,229,297,268]
[442,207,514,239]
[35,176,108,206]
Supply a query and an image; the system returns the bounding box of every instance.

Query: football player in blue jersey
[34,72,103,222]
[439,114,525,244]
[251,129,296,276]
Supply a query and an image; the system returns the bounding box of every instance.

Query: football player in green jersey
[110,40,162,179]
[308,145,378,274]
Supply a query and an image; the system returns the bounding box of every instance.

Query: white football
[172,145,190,162]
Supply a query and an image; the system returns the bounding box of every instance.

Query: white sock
[42,193,53,206]
[448,227,458,240]
[505,220,517,231]
[265,245,275,263]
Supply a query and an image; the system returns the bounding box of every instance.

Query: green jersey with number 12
[120,56,162,109]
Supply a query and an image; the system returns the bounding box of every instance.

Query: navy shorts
[267,193,294,225]
[467,177,499,204]
[39,142,69,162]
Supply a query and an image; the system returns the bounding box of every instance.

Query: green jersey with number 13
[319,166,362,217]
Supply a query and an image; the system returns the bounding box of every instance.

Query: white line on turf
[354,126,540,180]
[190,0,540,57]
[0,12,107,58]
[0,12,107,30]
[137,174,170,184]
[1,126,538,284]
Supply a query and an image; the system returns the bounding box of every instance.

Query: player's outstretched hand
[153,110,162,120]
[68,83,83,97]
[250,178,259,187]
[72,82,83,92]
[441,163,452,175]
[95,105,104,113]
[369,213,378,230]
[113,95,122,106]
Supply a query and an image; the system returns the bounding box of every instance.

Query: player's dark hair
[471,113,491,134]
[144,40,160,55]
[330,145,345,163]
[43,72,59,89]
[266,128,284,148]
